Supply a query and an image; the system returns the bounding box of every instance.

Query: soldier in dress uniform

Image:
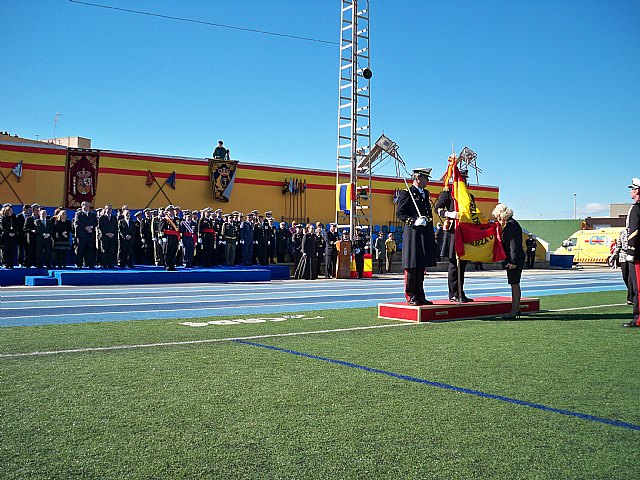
[323,223,339,278]
[197,208,214,267]
[291,224,304,271]
[118,209,136,268]
[314,226,326,275]
[233,212,244,265]
[396,167,438,305]
[240,212,254,265]
[221,213,238,266]
[159,205,180,271]
[179,210,197,268]
[133,211,144,264]
[353,226,368,279]
[139,209,154,265]
[265,216,277,264]
[151,208,165,267]
[435,165,474,302]
[275,221,291,264]
[16,204,30,267]
[253,214,266,265]
[213,208,225,265]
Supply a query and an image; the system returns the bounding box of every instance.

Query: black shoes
[449,296,474,303]
[407,299,433,306]
[502,311,522,320]
[621,322,638,328]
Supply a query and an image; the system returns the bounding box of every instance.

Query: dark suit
[99,214,118,268]
[118,218,136,268]
[159,215,180,271]
[396,186,437,303]
[75,210,98,268]
[35,217,54,268]
[324,230,339,278]
[23,215,38,267]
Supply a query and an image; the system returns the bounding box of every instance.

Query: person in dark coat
[98,204,118,268]
[179,211,197,268]
[396,167,437,305]
[492,203,526,318]
[435,167,473,302]
[75,201,98,268]
[353,227,368,278]
[52,210,72,268]
[294,225,318,280]
[323,223,339,278]
[315,226,326,275]
[118,210,136,268]
[1,204,18,268]
[16,204,31,267]
[240,213,254,265]
[291,224,304,272]
[34,209,54,268]
[275,222,291,264]
[23,203,40,268]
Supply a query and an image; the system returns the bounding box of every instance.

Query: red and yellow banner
[451,163,505,263]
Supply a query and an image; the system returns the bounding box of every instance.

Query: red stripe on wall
[0,144,67,155]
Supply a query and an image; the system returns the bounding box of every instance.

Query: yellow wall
[1,142,500,225]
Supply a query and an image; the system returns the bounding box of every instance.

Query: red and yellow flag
[451,163,506,263]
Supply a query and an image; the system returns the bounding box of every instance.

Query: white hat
[629,178,640,189]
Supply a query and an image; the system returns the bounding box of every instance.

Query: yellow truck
[554,227,624,263]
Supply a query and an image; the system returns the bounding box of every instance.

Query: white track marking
[546,303,627,312]
[0,323,417,358]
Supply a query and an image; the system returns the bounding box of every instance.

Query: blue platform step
[0,267,49,286]
[25,276,60,286]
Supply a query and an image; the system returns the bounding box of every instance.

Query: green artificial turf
[1,291,638,479]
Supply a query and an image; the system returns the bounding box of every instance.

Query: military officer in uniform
[323,223,339,278]
[117,209,136,268]
[159,205,180,271]
[198,208,215,267]
[396,168,437,305]
[435,166,474,303]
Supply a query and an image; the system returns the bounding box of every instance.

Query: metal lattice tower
[336,0,371,239]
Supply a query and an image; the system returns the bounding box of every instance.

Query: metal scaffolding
[335,0,371,239]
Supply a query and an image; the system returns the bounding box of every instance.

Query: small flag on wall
[165,171,176,190]
[145,170,155,187]
[12,161,23,181]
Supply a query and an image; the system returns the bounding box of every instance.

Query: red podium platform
[378,296,540,322]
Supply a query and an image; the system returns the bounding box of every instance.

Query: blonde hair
[491,203,514,223]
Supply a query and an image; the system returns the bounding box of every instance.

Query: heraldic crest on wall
[209,158,238,202]
[65,149,100,208]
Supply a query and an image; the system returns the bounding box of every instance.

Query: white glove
[443,211,458,219]
[198,238,202,244]
[626,254,634,262]
[414,216,428,227]
[162,238,168,245]
[254,241,258,245]
[267,241,271,245]
[179,241,183,248]
[222,241,226,245]
[241,240,245,244]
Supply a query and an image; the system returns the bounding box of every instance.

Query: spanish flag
[452,164,506,263]
[336,183,355,215]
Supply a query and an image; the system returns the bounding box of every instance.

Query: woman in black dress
[492,203,526,318]
[53,209,72,268]
[294,225,317,280]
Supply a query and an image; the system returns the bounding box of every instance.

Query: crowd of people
[0,201,391,278]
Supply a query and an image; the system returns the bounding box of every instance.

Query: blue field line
[235,339,640,432]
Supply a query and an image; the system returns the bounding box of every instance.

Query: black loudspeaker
[362,68,372,79]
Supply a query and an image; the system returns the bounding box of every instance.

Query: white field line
[0,323,418,358]
[546,303,627,312]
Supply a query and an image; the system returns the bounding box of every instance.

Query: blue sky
[2,0,638,219]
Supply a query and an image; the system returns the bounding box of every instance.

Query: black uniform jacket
[396,186,437,269]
